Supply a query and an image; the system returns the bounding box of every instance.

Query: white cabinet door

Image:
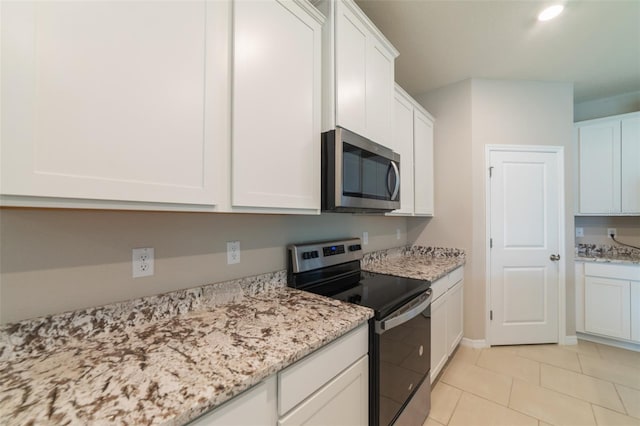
[577,120,621,214]
[631,281,640,343]
[575,262,586,333]
[585,276,631,339]
[1,1,218,206]
[414,110,435,216]
[335,3,368,137]
[189,376,277,426]
[446,280,464,355]
[232,0,322,211]
[576,120,621,214]
[390,89,415,215]
[365,40,394,147]
[331,0,397,148]
[621,116,640,214]
[430,294,447,383]
[278,356,368,426]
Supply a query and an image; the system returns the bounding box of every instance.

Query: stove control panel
[323,245,345,256]
[288,238,362,273]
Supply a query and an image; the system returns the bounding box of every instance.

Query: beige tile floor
[425,340,640,426]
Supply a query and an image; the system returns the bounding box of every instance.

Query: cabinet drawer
[431,276,448,301]
[448,266,464,289]
[584,263,640,280]
[278,323,368,415]
[278,355,368,426]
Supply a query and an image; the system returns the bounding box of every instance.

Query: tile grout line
[611,384,629,416]
[444,387,464,425]
[589,403,599,425]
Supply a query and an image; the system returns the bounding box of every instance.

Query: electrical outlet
[575,227,584,237]
[363,231,369,245]
[607,228,617,238]
[396,228,401,240]
[227,241,240,264]
[132,247,154,278]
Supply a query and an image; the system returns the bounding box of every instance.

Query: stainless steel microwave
[322,127,400,213]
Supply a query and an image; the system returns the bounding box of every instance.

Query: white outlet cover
[132,247,154,278]
[607,228,617,237]
[227,241,240,265]
[575,227,584,237]
[363,232,369,245]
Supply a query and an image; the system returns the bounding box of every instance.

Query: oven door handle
[375,289,432,334]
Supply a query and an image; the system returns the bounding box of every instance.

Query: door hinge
[490,238,493,248]
[489,166,494,178]
[490,310,493,320]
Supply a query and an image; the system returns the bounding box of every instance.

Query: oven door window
[379,305,430,426]
[342,142,395,200]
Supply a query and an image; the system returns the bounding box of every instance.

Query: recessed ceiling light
[538,4,564,21]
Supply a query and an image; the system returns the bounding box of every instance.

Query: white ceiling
[355,0,640,102]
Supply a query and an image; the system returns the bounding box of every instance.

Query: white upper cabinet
[390,88,415,215]
[414,108,435,216]
[621,115,640,214]
[575,111,640,215]
[232,0,323,213]
[388,84,435,216]
[316,0,398,148]
[1,1,225,209]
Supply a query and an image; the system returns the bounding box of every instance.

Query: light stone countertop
[0,272,372,426]
[575,244,640,265]
[362,245,466,282]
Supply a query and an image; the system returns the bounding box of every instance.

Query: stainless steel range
[287,238,432,426]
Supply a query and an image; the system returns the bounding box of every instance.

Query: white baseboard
[460,337,489,349]
[561,335,578,345]
[577,332,640,352]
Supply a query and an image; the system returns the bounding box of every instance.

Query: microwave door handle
[389,161,400,200]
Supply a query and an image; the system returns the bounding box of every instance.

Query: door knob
[550,254,561,261]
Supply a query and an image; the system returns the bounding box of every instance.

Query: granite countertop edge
[574,255,640,265]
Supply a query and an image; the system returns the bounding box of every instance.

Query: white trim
[485,145,567,346]
[577,332,640,352]
[460,338,489,349]
[561,335,578,345]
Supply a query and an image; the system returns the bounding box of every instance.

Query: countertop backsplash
[0,270,287,363]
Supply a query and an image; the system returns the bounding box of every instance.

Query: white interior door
[489,148,562,345]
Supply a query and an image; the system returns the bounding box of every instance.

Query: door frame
[484,144,568,346]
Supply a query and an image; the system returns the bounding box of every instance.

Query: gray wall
[574,90,640,122]
[412,78,574,341]
[0,209,408,323]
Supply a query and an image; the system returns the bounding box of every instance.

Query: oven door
[322,127,400,212]
[373,289,431,426]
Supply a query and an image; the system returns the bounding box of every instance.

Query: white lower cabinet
[278,356,368,426]
[430,266,464,382]
[446,280,464,355]
[585,276,631,340]
[632,282,640,342]
[190,324,368,425]
[189,376,277,425]
[576,262,640,344]
[278,323,368,425]
[430,293,448,383]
